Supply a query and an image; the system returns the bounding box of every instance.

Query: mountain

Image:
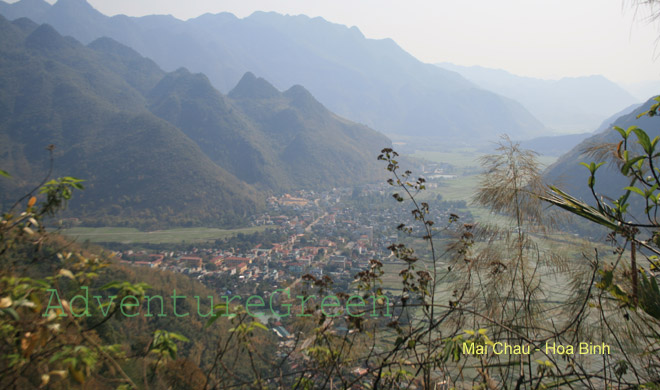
[0,0,49,21]
[0,0,547,141]
[0,18,262,227]
[0,16,390,227]
[589,103,642,134]
[148,69,390,191]
[519,104,642,156]
[519,133,592,157]
[543,97,660,204]
[225,73,390,189]
[437,63,639,133]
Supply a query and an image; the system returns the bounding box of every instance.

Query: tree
[0,167,138,388]
[0,154,190,389]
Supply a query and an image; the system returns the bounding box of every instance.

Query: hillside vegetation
[0,16,390,227]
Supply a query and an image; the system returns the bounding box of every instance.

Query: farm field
[61,226,270,244]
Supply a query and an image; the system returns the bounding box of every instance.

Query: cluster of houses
[114,184,472,377]
[118,228,377,285]
[119,185,469,290]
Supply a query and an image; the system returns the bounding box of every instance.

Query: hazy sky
[35,0,660,85]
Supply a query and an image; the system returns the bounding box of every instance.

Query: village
[116,177,470,303]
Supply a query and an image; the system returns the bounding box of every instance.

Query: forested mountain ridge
[0,15,390,227]
[0,0,547,141]
[0,17,261,227]
[225,72,390,189]
[149,70,390,191]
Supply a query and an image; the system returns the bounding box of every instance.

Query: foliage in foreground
[6,130,660,389]
[0,162,276,389]
[542,98,660,387]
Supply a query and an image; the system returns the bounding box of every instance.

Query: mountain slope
[147,69,391,191]
[227,73,391,189]
[543,97,660,203]
[146,69,273,187]
[437,63,639,133]
[519,133,592,157]
[518,104,641,156]
[1,14,393,227]
[0,17,262,227]
[0,0,547,141]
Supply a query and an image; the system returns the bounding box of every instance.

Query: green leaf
[1,307,19,321]
[205,313,221,328]
[633,127,653,155]
[622,156,645,176]
[541,186,620,231]
[594,161,605,171]
[69,366,85,384]
[580,161,605,175]
[614,126,628,139]
[100,281,121,290]
[624,186,646,198]
[0,169,10,178]
[638,99,660,118]
[168,332,189,342]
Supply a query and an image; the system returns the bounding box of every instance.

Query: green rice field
[61,226,270,244]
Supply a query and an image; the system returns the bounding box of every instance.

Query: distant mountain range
[0,0,547,141]
[518,133,593,157]
[437,63,639,133]
[518,103,641,156]
[543,97,660,204]
[0,15,389,227]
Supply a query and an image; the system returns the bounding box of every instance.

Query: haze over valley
[1,1,660,389]
[0,0,651,225]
